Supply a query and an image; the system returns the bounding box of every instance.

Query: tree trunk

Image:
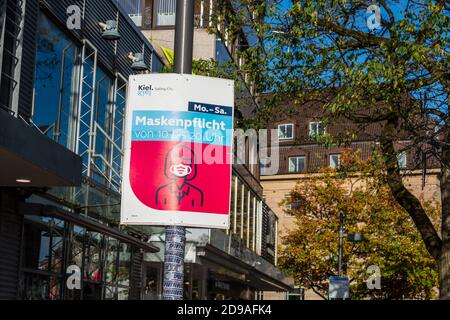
[380,115,442,263]
[439,113,450,299]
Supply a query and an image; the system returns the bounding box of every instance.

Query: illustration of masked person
[155,144,204,209]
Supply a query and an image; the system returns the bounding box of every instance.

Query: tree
[215,0,450,298]
[158,45,258,129]
[279,150,440,299]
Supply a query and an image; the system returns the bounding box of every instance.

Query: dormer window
[309,122,326,138]
[289,156,305,173]
[278,124,294,140]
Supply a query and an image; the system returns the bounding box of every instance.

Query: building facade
[0,0,292,300]
[259,98,441,300]
[117,0,293,300]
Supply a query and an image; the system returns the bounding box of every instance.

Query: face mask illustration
[155,145,204,208]
[170,164,192,177]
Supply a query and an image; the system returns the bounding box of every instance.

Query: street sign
[121,74,234,229]
[328,276,350,300]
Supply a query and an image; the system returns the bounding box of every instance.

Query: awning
[0,110,82,187]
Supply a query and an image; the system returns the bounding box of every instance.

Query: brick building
[259,97,441,300]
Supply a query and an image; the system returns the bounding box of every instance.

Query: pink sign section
[130,140,232,214]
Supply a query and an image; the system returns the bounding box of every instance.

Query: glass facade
[33,12,128,193]
[7,3,285,302]
[21,216,65,300]
[25,9,142,296]
[33,11,79,148]
[20,214,134,300]
[226,173,263,254]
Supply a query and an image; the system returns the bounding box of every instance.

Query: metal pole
[338,212,345,277]
[162,0,194,301]
[173,0,194,74]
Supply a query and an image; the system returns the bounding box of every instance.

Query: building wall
[261,97,440,176]
[0,0,292,299]
[0,0,163,300]
[0,189,23,299]
[142,29,216,61]
[260,170,440,300]
[262,170,441,252]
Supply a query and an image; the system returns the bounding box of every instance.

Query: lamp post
[330,212,368,300]
[337,212,368,277]
[338,212,345,277]
[162,0,195,301]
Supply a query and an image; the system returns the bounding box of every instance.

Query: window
[104,236,119,300]
[398,151,407,169]
[156,0,176,26]
[242,186,249,241]
[118,242,131,300]
[229,176,237,234]
[21,216,66,300]
[23,216,65,273]
[84,231,103,282]
[285,194,300,213]
[92,67,114,186]
[249,195,256,251]
[235,179,243,237]
[289,156,306,173]
[117,0,142,15]
[111,78,127,190]
[33,12,79,148]
[288,287,305,300]
[143,264,161,300]
[309,122,326,138]
[330,154,341,169]
[215,35,231,65]
[285,194,293,210]
[20,215,135,301]
[278,124,294,140]
[266,213,276,248]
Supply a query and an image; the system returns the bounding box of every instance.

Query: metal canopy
[0,110,82,187]
[19,202,160,253]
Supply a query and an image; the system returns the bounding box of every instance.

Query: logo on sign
[137,84,153,96]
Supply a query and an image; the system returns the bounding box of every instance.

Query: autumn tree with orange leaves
[279,150,440,299]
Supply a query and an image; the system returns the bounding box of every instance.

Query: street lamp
[128,52,149,71]
[337,212,368,276]
[99,20,121,41]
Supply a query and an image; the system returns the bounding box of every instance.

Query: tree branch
[380,114,442,261]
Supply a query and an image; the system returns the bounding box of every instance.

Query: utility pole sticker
[163,226,186,300]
